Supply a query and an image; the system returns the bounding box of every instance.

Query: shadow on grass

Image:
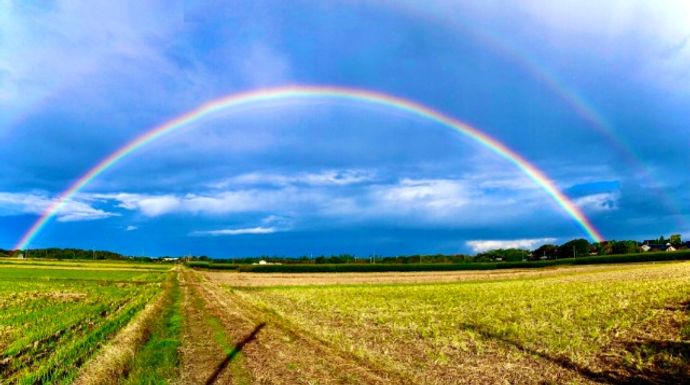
[459,322,690,385]
[205,322,266,385]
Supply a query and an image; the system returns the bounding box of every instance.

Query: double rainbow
[14,85,604,250]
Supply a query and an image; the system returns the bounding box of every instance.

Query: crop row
[0,266,165,385]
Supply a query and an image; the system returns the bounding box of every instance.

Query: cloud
[0,2,181,119]
[190,226,278,236]
[125,225,138,231]
[100,191,284,217]
[0,192,117,222]
[96,171,557,229]
[364,178,470,218]
[209,170,375,189]
[574,192,619,212]
[388,1,690,93]
[235,43,292,87]
[466,238,557,253]
[102,177,474,221]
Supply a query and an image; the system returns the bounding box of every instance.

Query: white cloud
[97,172,552,227]
[235,43,292,87]
[103,177,474,221]
[0,192,117,222]
[466,238,557,253]
[209,170,375,189]
[387,1,690,93]
[0,2,180,122]
[190,226,278,236]
[574,192,619,212]
[125,225,138,231]
[98,190,296,217]
[366,178,470,216]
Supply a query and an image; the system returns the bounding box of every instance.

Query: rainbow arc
[14,85,604,250]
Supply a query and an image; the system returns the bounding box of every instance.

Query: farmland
[201,261,690,384]
[1,259,689,384]
[0,260,169,385]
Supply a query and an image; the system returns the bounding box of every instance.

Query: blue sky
[1,0,689,257]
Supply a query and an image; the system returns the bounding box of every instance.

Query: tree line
[1,234,685,264]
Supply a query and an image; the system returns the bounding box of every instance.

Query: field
[0,260,170,385]
[1,259,689,384]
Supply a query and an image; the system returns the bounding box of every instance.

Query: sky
[1,0,689,257]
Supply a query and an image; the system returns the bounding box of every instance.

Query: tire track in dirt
[179,269,411,385]
[179,271,235,385]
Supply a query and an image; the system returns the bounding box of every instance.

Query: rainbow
[14,85,605,250]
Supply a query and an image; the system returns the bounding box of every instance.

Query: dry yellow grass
[206,262,654,287]
[207,262,690,384]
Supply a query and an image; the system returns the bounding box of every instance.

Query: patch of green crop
[121,275,182,385]
[0,264,165,384]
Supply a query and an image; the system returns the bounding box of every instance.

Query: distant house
[640,241,676,252]
[251,260,282,265]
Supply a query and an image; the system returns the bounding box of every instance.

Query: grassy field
[0,261,169,385]
[1,259,689,384]
[217,262,690,384]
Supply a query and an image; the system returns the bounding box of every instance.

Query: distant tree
[557,239,591,258]
[532,244,558,260]
[478,248,529,262]
[670,234,682,247]
[592,241,613,255]
[611,240,639,255]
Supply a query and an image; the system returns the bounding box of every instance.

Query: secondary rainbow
[14,85,605,250]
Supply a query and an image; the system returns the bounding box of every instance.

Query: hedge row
[185,261,241,270]
[186,250,690,273]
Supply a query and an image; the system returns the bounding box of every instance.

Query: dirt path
[178,269,407,385]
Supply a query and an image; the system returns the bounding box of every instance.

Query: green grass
[231,262,690,380]
[201,303,253,385]
[121,275,182,385]
[0,258,171,271]
[0,264,165,384]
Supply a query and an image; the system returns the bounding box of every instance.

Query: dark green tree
[532,244,558,260]
[611,240,639,255]
[477,248,529,262]
[557,239,591,259]
[670,234,682,247]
